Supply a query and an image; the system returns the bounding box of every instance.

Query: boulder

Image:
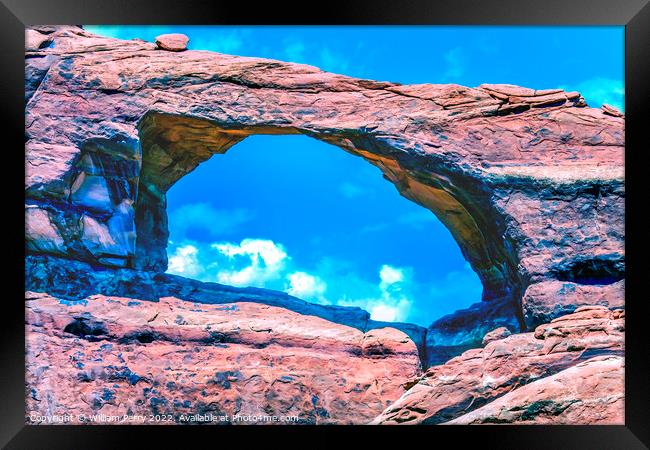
[155,33,189,52]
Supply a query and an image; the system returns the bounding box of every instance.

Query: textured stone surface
[481,326,511,346]
[26,292,421,424]
[25,254,429,360]
[522,280,624,329]
[25,27,625,339]
[24,26,626,424]
[155,33,189,52]
[447,355,624,425]
[371,306,624,424]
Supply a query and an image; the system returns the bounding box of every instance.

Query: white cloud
[167,244,202,278]
[286,271,327,301]
[168,203,254,240]
[368,299,412,322]
[211,238,288,287]
[337,264,413,323]
[379,264,404,287]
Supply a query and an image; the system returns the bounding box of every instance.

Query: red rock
[447,356,624,424]
[25,293,421,424]
[371,306,623,424]
[25,29,51,51]
[24,27,624,321]
[155,33,189,52]
[602,104,624,117]
[481,326,511,346]
[522,280,624,329]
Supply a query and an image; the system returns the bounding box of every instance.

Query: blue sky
[87,26,624,326]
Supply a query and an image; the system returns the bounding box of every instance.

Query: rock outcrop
[25,26,624,346]
[371,306,624,424]
[24,26,625,424]
[446,355,624,425]
[26,292,421,424]
[25,254,429,360]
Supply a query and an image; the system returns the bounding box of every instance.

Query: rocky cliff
[25,26,624,424]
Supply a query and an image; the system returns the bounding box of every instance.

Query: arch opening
[164,133,485,327]
[133,111,524,332]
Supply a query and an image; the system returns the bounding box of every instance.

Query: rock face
[481,326,511,346]
[447,355,624,425]
[522,279,624,329]
[25,26,624,348]
[25,255,429,360]
[26,292,421,424]
[371,306,624,424]
[24,26,626,424]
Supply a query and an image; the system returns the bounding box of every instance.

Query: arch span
[25,26,625,350]
[134,111,518,308]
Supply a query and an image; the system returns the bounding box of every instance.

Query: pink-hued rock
[23,26,626,416]
[25,293,421,425]
[522,280,625,329]
[371,306,624,424]
[602,104,624,117]
[25,29,51,51]
[481,326,511,346]
[446,355,624,425]
[24,26,624,330]
[155,34,189,52]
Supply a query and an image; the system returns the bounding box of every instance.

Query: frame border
[2,0,648,447]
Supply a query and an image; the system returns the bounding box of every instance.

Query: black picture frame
[2,0,648,447]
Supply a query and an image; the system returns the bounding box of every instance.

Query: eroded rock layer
[24,26,626,424]
[26,292,421,424]
[371,306,624,424]
[446,355,624,425]
[25,26,624,343]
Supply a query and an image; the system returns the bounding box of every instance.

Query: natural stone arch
[25,26,625,347]
[134,111,517,307]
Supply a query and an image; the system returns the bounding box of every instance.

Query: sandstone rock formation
[371,306,624,424]
[26,292,420,424]
[446,355,624,425]
[481,326,511,346]
[155,33,189,52]
[24,25,625,425]
[25,26,624,346]
[25,254,429,360]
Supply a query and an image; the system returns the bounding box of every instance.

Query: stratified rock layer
[371,306,624,424]
[26,292,421,424]
[24,26,626,424]
[446,355,624,425]
[25,254,429,360]
[25,27,625,353]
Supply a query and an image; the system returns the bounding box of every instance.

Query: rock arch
[134,111,515,305]
[25,26,625,348]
